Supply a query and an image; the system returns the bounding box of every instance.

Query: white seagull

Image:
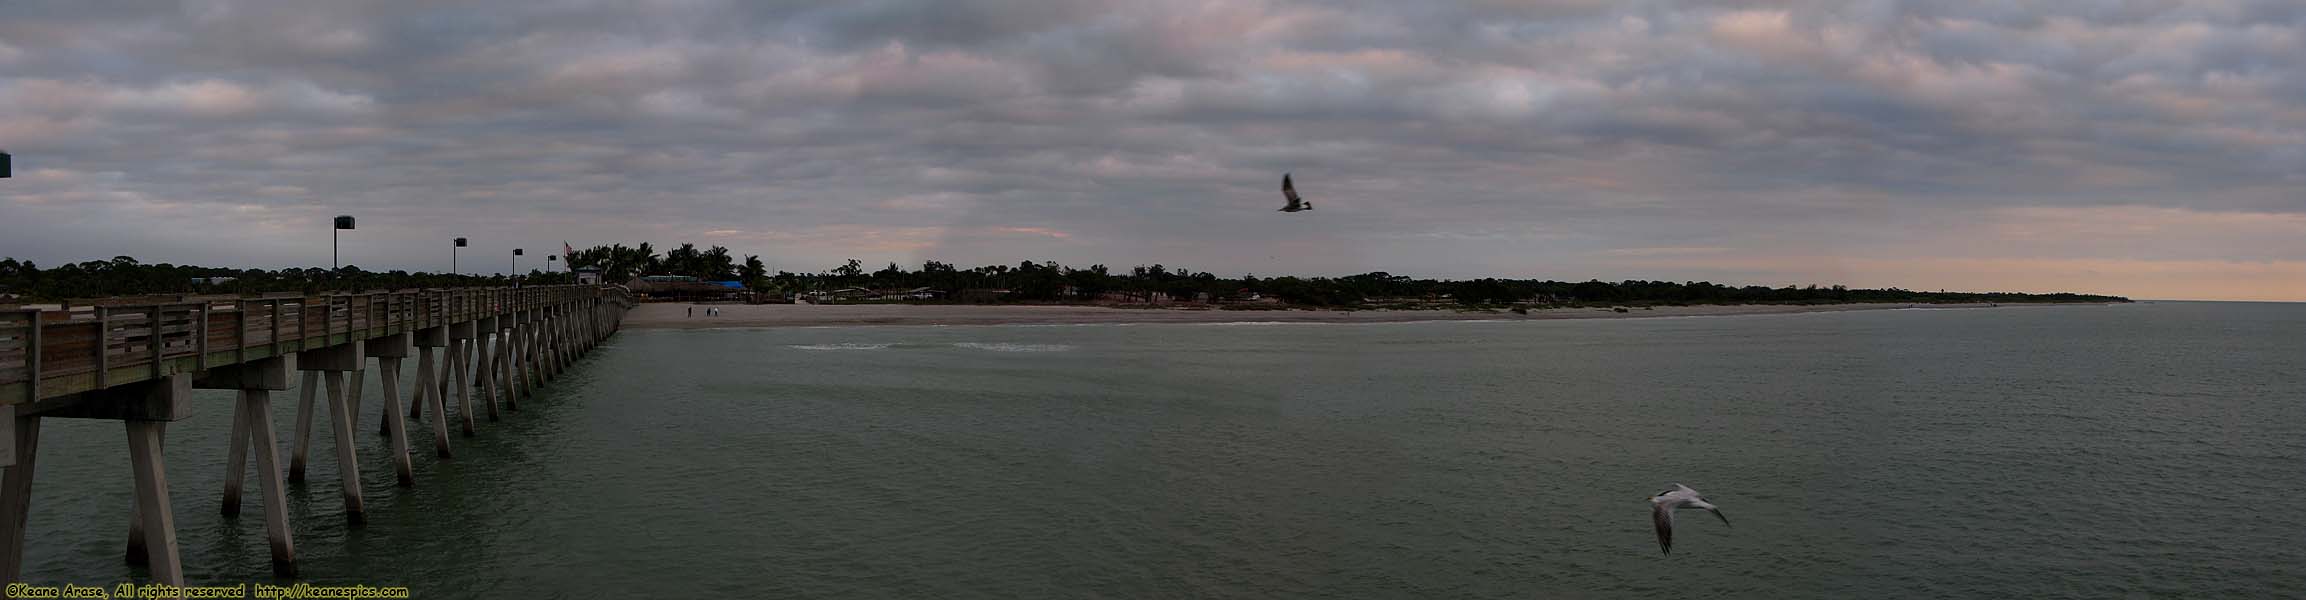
[1279,173,1311,212]
[1650,483,1730,555]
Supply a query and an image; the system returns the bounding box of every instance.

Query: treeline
[753,259,2128,306]
[565,243,766,283]
[2,250,2131,307]
[0,256,551,300]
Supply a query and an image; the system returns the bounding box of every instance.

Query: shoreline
[621,301,2112,330]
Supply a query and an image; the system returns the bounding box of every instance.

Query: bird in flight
[1650,483,1730,555]
[1280,173,1311,212]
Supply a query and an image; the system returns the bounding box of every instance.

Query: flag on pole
[562,241,575,266]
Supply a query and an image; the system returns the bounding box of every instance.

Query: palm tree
[740,255,767,289]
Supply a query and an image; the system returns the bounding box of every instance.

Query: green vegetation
[735,258,2126,307]
[565,243,749,283]
[0,256,528,300]
[1,249,2131,306]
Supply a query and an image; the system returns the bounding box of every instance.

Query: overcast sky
[2,1,2301,300]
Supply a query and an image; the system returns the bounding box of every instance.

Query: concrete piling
[407,354,425,420]
[289,370,317,483]
[448,321,476,436]
[221,393,250,516]
[297,342,366,522]
[414,326,451,459]
[542,312,559,381]
[345,368,364,436]
[238,391,296,575]
[363,334,414,487]
[0,408,41,583]
[537,311,552,384]
[194,355,298,574]
[320,372,364,523]
[475,317,500,422]
[521,313,539,390]
[125,422,181,584]
[28,375,195,583]
[501,321,522,411]
[432,341,452,424]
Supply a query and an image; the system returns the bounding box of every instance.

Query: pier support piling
[30,375,193,584]
[289,370,316,483]
[475,317,500,422]
[125,421,181,584]
[195,356,297,573]
[448,321,477,436]
[414,326,451,458]
[501,321,522,411]
[364,334,415,487]
[0,407,40,584]
[345,367,364,436]
[295,342,366,522]
[221,394,249,517]
[520,313,540,391]
[542,312,560,381]
[237,391,296,575]
[320,371,364,523]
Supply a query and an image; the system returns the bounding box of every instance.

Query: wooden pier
[0,284,633,584]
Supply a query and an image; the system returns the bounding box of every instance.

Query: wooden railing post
[195,303,209,371]
[24,309,41,404]
[93,306,109,389]
[148,305,163,380]
[294,298,306,350]
[234,300,248,364]
[268,299,281,356]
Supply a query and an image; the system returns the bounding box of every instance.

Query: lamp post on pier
[452,237,468,275]
[332,215,356,270]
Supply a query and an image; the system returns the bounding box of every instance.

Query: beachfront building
[1362,294,1456,308]
[877,287,943,300]
[955,288,1013,303]
[796,287,945,303]
[800,287,872,303]
[630,274,745,302]
[1098,290,1173,304]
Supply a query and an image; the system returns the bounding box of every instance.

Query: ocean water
[14,302,2305,598]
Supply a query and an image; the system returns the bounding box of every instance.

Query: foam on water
[951,342,1076,352]
[787,343,894,351]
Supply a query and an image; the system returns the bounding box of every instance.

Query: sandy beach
[621,301,2093,329]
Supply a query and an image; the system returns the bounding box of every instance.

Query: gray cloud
[1,0,2301,298]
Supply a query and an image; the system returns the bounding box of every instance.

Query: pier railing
[0,285,632,404]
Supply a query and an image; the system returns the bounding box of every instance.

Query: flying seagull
[1650,483,1730,555]
[1280,173,1311,212]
